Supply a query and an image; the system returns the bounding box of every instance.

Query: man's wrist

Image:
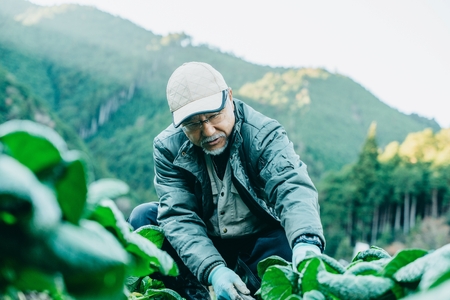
[292,234,324,252]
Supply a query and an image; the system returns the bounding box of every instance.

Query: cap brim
[173,90,228,128]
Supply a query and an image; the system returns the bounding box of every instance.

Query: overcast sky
[27,0,450,128]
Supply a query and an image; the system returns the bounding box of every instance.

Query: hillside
[0,65,89,154]
[0,0,441,204]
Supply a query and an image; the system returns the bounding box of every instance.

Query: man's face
[181,90,235,155]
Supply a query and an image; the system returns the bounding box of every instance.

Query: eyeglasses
[181,111,226,132]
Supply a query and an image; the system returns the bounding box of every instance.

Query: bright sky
[27,0,450,128]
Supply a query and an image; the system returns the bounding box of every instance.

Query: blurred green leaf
[12,267,65,296]
[318,254,346,274]
[417,244,450,291]
[125,232,178,277]
[0,155,61,261]
[135,225,165,249]
[380,249,428,278]
[140,275,165,292]
[0,120,67,173]
[87,178,130,205]
[87,198,133,246]
[143,288,184,299]
[54,151,89,224]
[352,246,391,262]
[345,261,382,276]
[43,220,129,300]
[284,295,302,300]
[303,290,326,300]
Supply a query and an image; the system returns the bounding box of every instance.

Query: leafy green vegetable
[301,258,324,294]
[417,244,450,290]
[125,231,178,277]
[345,261,382,276]
[260,265,300,300]
[393,253,432,284]
[317,254,346,274]
[318,271,395,300]
[87,198,134,246]
[87,178,130,205]
[353,245,391,262]
[380,249,428,278]
[0,155,61,233]
[53,151,89,224]
[303,290,326,300]
[0,120,67,173]
[43,220,129,299]
[135,225,165,249]
[257,255,290,279]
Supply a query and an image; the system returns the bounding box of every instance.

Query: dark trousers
[128,202,292,294]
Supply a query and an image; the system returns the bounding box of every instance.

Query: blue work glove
[292,242,321,269]
[208,264,252,300]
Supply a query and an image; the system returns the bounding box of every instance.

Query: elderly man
[129,62,325,300]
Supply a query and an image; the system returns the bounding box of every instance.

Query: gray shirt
[204,154,269,238]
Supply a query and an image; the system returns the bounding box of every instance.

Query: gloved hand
[292,242,321,269]
[208,264,252,300]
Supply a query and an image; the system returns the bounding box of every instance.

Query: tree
[350,122,380,243]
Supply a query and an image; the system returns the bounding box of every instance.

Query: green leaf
[257,255,290,279]
[418,244,450,290]
[285,295,302,300]
[143,288,184,299]
[303,290,326,300]
[345,261,382,276]
[301,257,324,294]
[140,275,165,291]
[401,280,450,300]
[42,220,129,299]
[89,200,177,278]
[87,178,130,205]
[297,250,321,273]
[380,248,428,278]
[0,120,67,173]
[0,155,61,232]
[318,254,346,274]
[352,246,391,262]
[125,276,142,293]
[260,265,299,300]
[54,151,89,224]
[135,225,165,249]
[429,269,450,289]
[12,267,65,296]
[0,155,61,262]
[318,271,395,300]
[125,232,178,277]
[393,253,431,283]
[87,198,133,246]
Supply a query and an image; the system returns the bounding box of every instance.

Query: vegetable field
[258,245,450,299]
[1,119,450,300]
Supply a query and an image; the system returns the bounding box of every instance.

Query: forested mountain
[0,0,441,208]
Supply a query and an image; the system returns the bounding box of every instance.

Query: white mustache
[201,133,226,146]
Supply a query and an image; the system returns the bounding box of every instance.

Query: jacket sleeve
[253,120,326,249]
[153,138,225,284]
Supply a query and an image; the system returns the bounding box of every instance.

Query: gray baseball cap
[166,62,229,127]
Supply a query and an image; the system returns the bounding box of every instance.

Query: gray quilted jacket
[153,99,325,284]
